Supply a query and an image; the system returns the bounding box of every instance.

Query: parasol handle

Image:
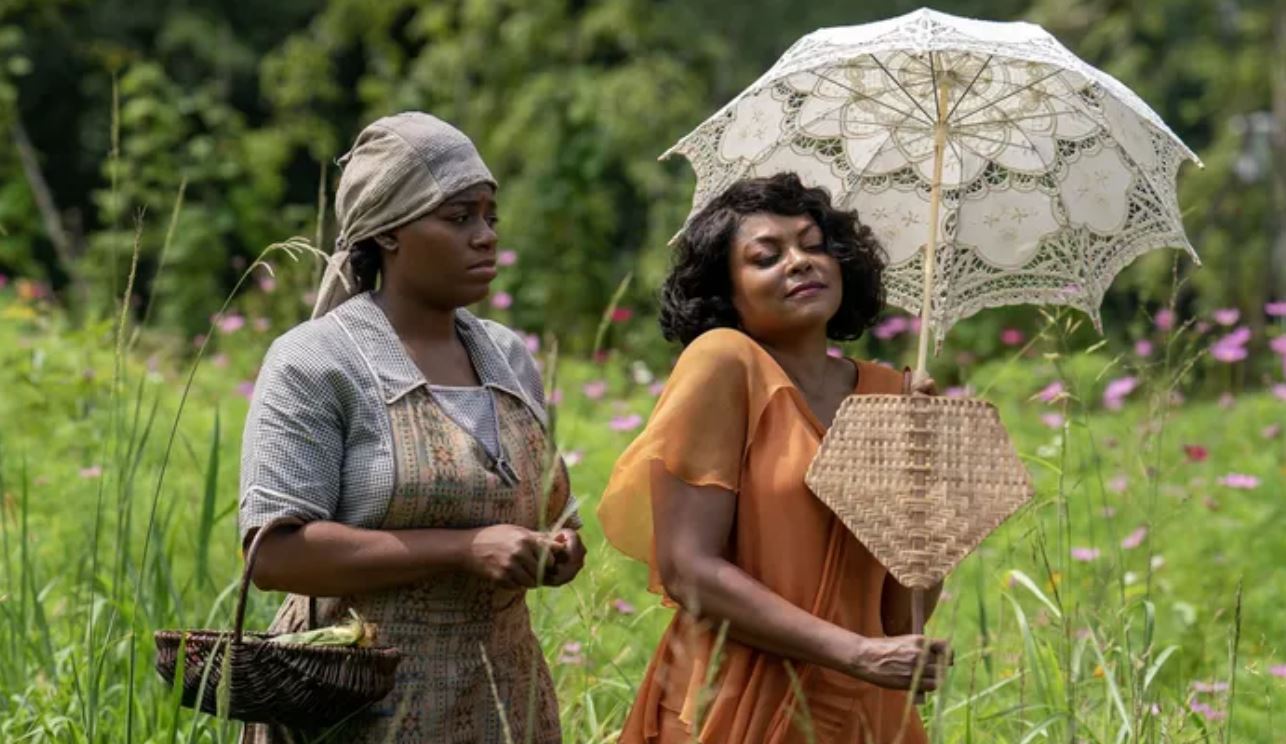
[912,588,928,705]
[914,75,952,384]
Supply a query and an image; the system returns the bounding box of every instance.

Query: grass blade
[196,409,221,589]
[1007,570,1062,620]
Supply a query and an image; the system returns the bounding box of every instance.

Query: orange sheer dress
[597,329,928,744]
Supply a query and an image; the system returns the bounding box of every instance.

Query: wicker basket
[806,394,1033,591]
[154,518,402,728]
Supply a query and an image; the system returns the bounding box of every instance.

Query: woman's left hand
[543,528,587,586]
[910,376,938,396]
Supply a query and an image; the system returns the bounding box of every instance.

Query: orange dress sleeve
[597,329,767,576]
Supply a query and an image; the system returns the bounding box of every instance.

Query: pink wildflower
[609,414,643,432]
[1071,547,1100,562]
[1217,473,1259,489]
[1103,376,1138,410]
[558,641,584,665]
[1188,700,1225,721]
[216,313,245,334]
[1036,380,1064,403]
[1121,526,1148,550]
[1212,308,1240,326]
[873,315,910,340]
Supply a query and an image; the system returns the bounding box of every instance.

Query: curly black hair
[658,172,886,347]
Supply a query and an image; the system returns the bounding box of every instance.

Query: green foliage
[284,0,726,342]
[2,0,1278,352]
[0,22,40,273]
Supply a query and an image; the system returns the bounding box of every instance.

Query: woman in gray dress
[238,112,585,743]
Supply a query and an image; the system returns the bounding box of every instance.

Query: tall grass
[3,268,1284,742]
[0,184,1282,744]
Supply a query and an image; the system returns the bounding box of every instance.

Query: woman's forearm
[666,555,861,675]
[249,521,475,596]
[880,576,944,636]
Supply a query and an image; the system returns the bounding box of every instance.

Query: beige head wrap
[311,112,497,319]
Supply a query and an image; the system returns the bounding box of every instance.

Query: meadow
[0,266,1283,743]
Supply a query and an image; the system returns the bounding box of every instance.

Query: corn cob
[268,609,378,648]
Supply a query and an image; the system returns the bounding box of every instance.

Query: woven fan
[805,393,1033,692]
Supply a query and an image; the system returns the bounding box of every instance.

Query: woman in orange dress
[598,173,949,744]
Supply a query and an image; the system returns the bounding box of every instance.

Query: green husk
[268,609,378,648]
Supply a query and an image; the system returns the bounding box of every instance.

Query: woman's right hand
[846,634,952,691]
[463,525,566,589]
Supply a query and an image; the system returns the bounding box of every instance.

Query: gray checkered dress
[239,291,579,541]
[238,292,578,743]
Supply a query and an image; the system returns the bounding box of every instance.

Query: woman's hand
[543,528,587,587]
[910,375,938,396]
[463,525,566,589]
[846,634,952,691]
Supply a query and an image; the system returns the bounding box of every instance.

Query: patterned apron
[244,388,569,743]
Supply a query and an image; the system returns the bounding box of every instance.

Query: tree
[1029,0,1280,329]
[0,0,1276,349]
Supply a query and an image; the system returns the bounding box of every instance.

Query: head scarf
[311,112,497,319]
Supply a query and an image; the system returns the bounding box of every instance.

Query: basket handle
[234,517,319,644]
